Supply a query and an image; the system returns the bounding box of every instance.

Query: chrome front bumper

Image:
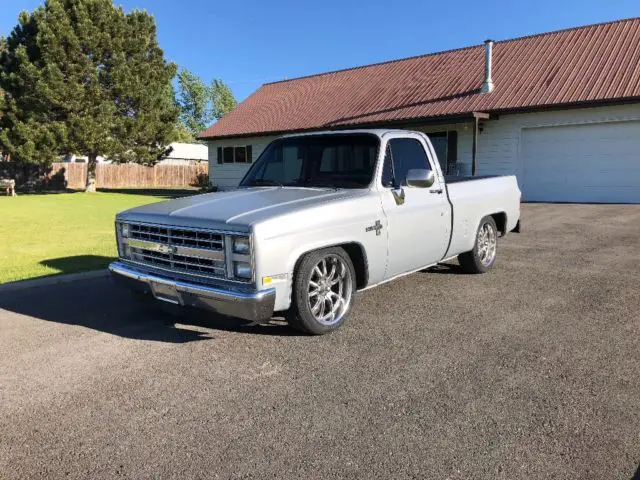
[109,262,275,322]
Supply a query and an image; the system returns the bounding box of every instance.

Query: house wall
[206,102,640,190]
[207,135,278,189]
[473,103,640,179]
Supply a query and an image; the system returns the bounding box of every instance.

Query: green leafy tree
[210,79,237,122]
[176,69,212,141]
[175,68,237,141]
[0,0,179,190]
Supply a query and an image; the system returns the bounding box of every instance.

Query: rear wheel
[286,247,356,335]
[458,216,498,274]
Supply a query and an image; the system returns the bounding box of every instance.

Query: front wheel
[286,247,356,334]
[458,216,498,274]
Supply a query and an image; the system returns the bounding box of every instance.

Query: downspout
[471,112,489,177]
[472,117,478,176]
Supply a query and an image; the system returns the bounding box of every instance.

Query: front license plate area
[150,281,181,305]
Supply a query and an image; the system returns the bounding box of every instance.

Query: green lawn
[0,191,180,284]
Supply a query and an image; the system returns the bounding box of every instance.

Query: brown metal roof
[200,18,640,139]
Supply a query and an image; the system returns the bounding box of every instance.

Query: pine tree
[0,0,179,190]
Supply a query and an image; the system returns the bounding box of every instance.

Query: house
[62,142,208,164]
[62,153,110,163]
[159,142,208,164]
[200,18,640,203]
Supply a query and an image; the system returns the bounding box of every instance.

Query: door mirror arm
[391,186,405,205]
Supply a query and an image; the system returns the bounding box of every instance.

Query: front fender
[254,220,387,312]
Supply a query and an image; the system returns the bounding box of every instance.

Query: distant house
[200,18,640,203]
[62,153,109,164]
[62,142,208,165]
[159,142,208,164]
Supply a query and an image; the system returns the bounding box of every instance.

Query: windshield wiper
[244,179,284,187]
[303,182,340,191]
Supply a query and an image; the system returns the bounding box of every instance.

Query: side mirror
[405,169,435,188]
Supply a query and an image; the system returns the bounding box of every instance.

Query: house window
[223,147,233,163]
[424,131,458,174]
[235,146,246,163]
[217,145,253,164]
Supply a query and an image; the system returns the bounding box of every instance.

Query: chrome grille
[129,224,224,250]
[123,222,226,279]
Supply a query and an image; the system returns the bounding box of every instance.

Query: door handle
[429,188,443,194]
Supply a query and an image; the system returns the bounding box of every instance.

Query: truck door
[380,135,451,278]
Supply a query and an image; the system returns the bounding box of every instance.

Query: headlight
[233,236,250,254]
[234,261,252,279]
[116,222,131,258]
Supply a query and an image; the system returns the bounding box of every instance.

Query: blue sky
[1,0,639,101]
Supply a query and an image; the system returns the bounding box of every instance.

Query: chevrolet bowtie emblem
[365,220,383,236]
[157,244,175,254]
[128,239,177,254]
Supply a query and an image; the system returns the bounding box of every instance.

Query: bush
[191,172,210,191]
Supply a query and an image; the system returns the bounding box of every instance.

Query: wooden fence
[50,163,87,189]
[50,162,208,189]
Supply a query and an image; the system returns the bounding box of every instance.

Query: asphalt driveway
[0,204,638,479]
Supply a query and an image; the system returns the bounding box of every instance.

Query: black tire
[512,219,522,233]
[286,246,356,335]
[458,216,498,274]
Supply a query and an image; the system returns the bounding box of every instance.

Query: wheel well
[340,243,369,289]
[490,212,507,236]
[293,243,369,290]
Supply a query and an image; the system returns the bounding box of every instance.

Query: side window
[389,138,431,186]
[261,145,302,184]
[381,144,394,187]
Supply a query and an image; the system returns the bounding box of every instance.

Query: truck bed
[444,175,502,184]
[444,175,521,258]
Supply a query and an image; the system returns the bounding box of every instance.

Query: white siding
[207,135,278,190]
[475,103,640,178]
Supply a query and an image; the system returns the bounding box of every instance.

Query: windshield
[239,134,379,189]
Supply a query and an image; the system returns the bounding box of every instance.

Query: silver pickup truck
[110,129,521,334]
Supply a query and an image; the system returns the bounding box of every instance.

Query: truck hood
[117,187,366,231]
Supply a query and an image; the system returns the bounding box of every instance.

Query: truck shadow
[424,262,466,275]
[0,276,300,343]
[40,255,113,276]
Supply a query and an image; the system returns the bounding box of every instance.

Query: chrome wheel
[477,221,497,267]
[307,255,353,326]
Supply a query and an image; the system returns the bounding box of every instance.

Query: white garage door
[521,120,640,203]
